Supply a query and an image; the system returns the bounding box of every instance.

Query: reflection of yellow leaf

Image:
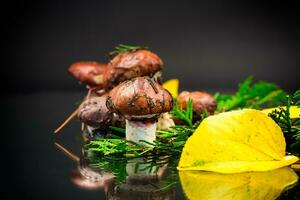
[262,106,300,119]
[178,109,299,173]
[162,79,179,98]
[179,167,298,200]
[291,164,300,170]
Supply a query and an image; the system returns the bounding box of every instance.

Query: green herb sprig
[85,99,210,159]
[171,98,193,127]
[214,76,287,112]
[294,90,300,107]
[109,44,148,57]
[268,93,300,155]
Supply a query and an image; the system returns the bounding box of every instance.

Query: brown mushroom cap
[106,50,163,88]
[78,95,125,128]
[107,77,173,120]
[68,61,107,87]
[177,91,216,116]
[78,96,112,127]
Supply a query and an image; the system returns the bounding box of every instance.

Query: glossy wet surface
[2,91,299,200]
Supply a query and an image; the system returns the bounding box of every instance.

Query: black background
[2,1,300,200]
[3,0,300,94]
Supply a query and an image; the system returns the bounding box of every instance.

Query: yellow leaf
[262,106,300,119]
[178,109,299,173]
[162,79,179,98]
[179,167,298,200]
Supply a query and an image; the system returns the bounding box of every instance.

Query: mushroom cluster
[67,46,170,141]
[64,44,217,144]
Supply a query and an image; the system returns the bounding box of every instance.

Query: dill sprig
[268,94,300,155]
[109,44,148,57]
[215,76,287,112]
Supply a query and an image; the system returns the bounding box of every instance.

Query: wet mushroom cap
[106,50,163,88]
[177,91,216,115]
[68,61,107,86]
[78,96,113,127]
[107,77,173,119]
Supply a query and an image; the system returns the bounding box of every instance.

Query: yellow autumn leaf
[179,167,298,200]
[178,109,299,173]
[262,106,300,119]
[162,79,179,98]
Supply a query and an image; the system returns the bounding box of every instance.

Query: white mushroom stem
[157,113,175,131]
[86,125,98,136]
[126,120,157,146]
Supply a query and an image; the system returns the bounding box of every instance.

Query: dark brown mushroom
[68,50,163,92]
[68,61,108,87]
[78,95,125,132]
[107,77,173,145]
[177,91,216,120]
[106,49,163,89]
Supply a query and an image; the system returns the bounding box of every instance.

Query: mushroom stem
[126,120,156,146]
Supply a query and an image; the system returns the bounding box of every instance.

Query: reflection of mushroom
[177,91,216,121]
[126,158,167,181]
[71,159,114,191]
[78,95,125,139]
[54,142,114,191]
[68,61,108,87]
[107,77,173,145]
[107,157,173,200]
[107,180,174,200]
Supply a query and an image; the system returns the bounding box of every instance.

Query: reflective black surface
[2,91,299,200]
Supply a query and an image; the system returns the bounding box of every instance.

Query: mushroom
[157,113,175,130]
[106,77,173,145]
[78,95,125,139]
[68,49,163,93]
[68,61,108,87]
[107,49,163,87]
[177,91,216,121]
